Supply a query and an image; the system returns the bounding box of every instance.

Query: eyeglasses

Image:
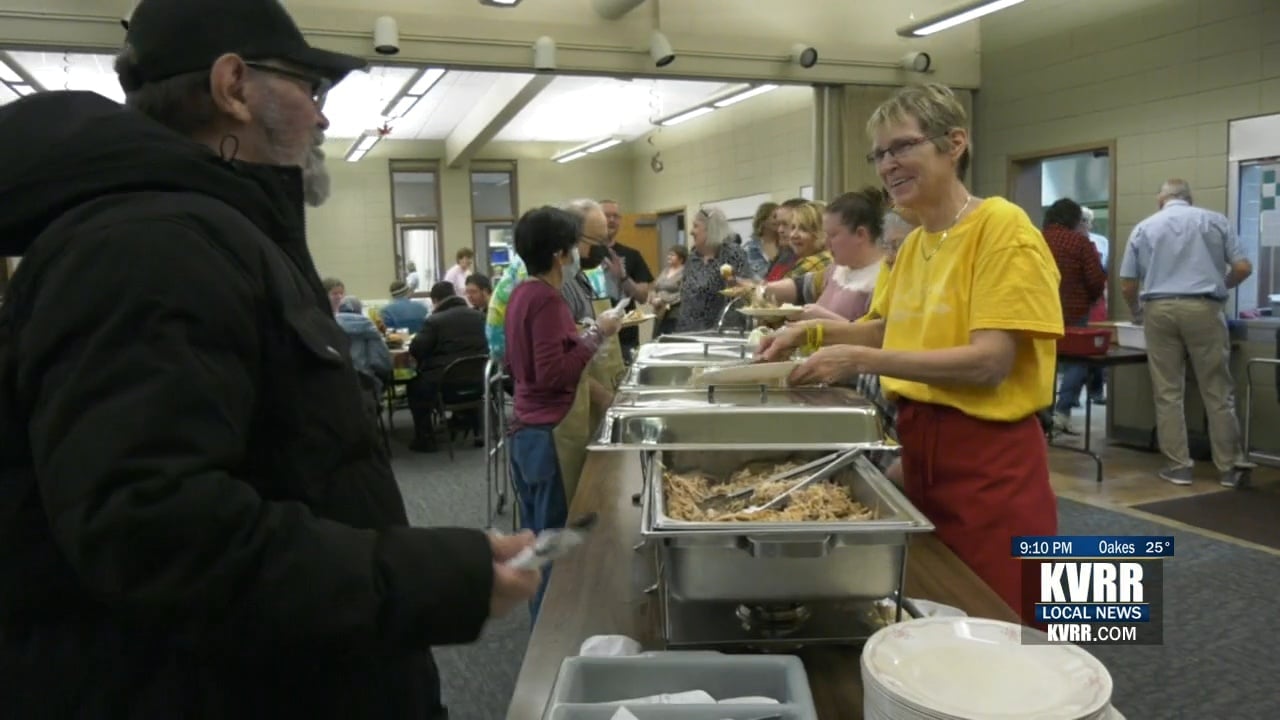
[245,62,332,108]
[865,135,947,165]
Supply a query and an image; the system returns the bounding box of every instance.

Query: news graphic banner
[1016,535,1171,646]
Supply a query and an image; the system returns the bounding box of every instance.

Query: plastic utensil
[505,513,598,570]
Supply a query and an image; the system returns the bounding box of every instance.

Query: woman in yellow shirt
[760,84,1063,623]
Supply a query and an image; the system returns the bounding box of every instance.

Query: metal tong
[696,450,851,513]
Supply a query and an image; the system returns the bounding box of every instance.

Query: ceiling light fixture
[649,31,675,68]
[381,67,446,119]
[712,84,778,108]
[896,0,1026,37]
[659,106,713,126]
[790,44,819,69]
[533,36,557,71]
[345,133,381,163]
[553,137,625,164]
[480,0,521,6]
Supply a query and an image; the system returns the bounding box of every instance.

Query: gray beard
[258,93,330,208]
[302,143,330,207]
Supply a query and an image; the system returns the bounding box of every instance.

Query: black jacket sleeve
[22,219,493,653]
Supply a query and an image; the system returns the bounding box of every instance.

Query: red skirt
[896,400,1057,626]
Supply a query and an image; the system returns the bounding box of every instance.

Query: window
[390,162,443,287]
[470,163,517,276]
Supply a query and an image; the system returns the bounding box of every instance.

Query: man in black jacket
[408,282,489,452]
[0,0,539,717]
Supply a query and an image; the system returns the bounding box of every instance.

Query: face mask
[580,243,608,270]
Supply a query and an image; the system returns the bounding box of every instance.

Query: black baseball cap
[119,0,367,92]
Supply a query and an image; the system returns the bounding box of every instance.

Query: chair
[356,372,391,457]
[434,354,490,460]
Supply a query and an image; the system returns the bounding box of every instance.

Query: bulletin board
[701,192,772,243]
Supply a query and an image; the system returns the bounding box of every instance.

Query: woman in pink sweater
[503,206,621,618]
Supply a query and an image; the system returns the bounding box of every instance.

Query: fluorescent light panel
[381,67,446,120]
[553,136,624,163]
[898,0,1025,37]
[660,106,714,126]
[346,134,380,162]
[585,138,621,153]
[713,84,778,108]
[481,0,521,5]
[407,68,445,97]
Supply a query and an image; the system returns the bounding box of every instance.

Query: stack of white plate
[861,617,1124,720]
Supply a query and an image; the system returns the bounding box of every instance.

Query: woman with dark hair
[649,244,688,335]
[1042,197,1107,433]
[503,206,621,618]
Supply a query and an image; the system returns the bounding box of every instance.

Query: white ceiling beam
[443,74,553,168]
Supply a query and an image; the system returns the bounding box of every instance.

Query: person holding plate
[758,83,1062,622]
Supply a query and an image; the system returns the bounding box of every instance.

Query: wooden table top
[505,450,1021,720]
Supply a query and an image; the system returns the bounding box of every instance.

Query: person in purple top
[503,206,621,618]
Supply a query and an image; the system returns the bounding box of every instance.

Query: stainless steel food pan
[634,343,754,365]
[591,386,887,451]
[640,449,932,603]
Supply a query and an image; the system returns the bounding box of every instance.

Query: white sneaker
[1052,413,1077,435]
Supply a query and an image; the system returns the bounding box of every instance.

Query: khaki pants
[1143,298,1244,472]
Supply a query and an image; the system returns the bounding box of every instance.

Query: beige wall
[630,85,814,221]
[306,141,633,299]
[975,0,1280,278]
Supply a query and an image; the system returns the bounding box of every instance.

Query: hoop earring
[218,134,240,162]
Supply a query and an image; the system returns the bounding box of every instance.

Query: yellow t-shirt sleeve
[864,258,898,322]
[969,226,1064,340]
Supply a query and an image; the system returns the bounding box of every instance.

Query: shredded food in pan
[664,460,875,522]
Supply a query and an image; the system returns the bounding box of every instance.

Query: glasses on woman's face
[866,134,947,165]
[245,61,332,108]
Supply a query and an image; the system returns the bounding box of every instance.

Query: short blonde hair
[867,83,970,178]
[789,201,827,249]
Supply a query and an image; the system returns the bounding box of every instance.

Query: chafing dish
[591,386,886,451]
[641,448,932,603]
[654,328,753,345]
[633,342,754,365]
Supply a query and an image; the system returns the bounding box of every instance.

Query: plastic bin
[543,654,816,720]
[1057,327,1111,356]
[1113,321,1146,349]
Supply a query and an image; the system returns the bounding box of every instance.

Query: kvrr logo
[1040,561,1144,603]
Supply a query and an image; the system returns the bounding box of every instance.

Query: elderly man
[1120,179,1255,489]
[0,0,539,716]
[599,199,653,361]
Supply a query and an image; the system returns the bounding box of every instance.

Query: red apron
[896,400,1057,627]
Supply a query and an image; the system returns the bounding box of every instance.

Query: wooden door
[615,213,660,279]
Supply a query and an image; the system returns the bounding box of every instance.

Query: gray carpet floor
[388,415,1280,719]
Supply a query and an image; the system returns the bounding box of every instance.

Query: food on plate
[621,309,647,324]
[719,263,734,280]
[663,460,875,522]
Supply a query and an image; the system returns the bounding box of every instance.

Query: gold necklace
[920,196,974,261]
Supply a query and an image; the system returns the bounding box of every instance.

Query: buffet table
[505,449,1021,720]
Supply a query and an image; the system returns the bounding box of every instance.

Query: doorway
[1007,143,1116,276]
[656,209,686,257]
[396,223,440,293]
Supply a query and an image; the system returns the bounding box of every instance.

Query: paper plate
[737,305,803,320]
